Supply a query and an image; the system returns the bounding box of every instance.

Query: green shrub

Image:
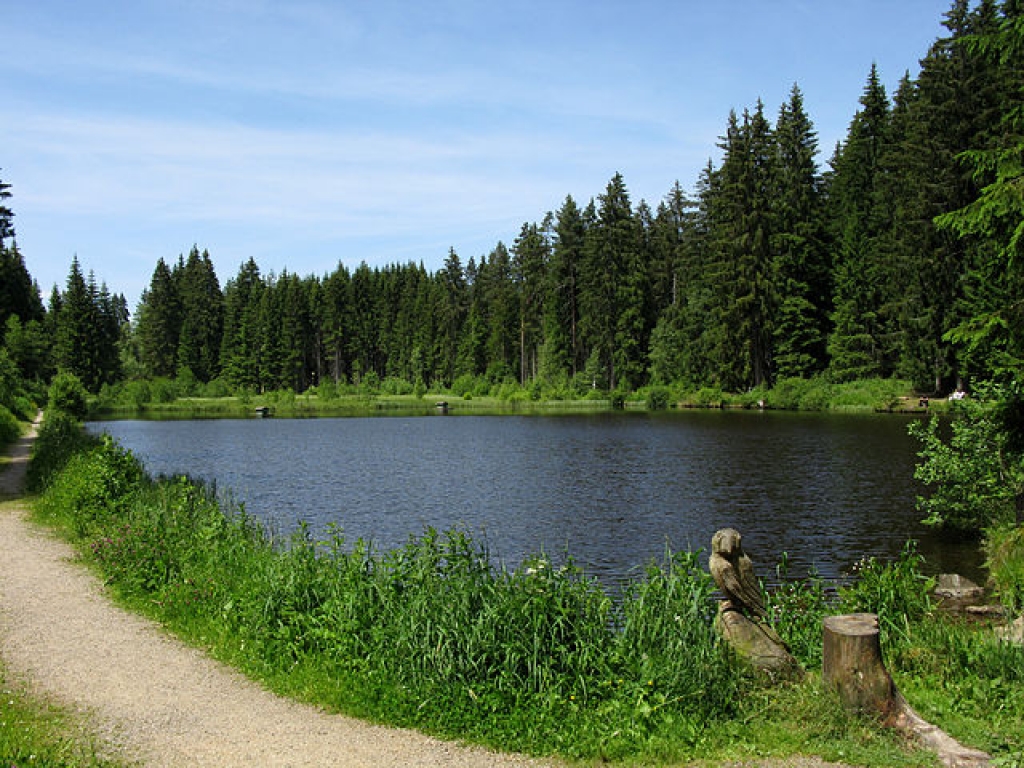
[381,376,413,395]
[150,377,178,403]
[765,377,835,411]
[692,387,725,407]
[0,403,19,447]
[201,378,230,398]
[828,378,912,411]
[35,434,143,537]
[357,370,380,394]
[26,411,94,492]
[645,386,670,410]
[910,393,1020,531]
[47,371,89,419]
[766,563,835,669]
[175,367,198,397]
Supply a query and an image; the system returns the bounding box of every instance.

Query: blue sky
[4,1,950,310]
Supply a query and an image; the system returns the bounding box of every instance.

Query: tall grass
[986,523,1024,615]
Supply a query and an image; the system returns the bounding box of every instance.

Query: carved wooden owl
[709,527,766,619]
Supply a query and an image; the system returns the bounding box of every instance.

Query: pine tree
[580,173,639,391]
[478,242,517,382]
[512,222,548,384]
[541,196,585,383]
[437,249,468,386]
[0,171,14,245]
[0,241,44,331]
[220,258,264,391]
[704,105,778,389]
[135,258,182,379]
[772,84,830,379]
[318,262,350,385]
[0,177,44,337]
[349,262,383,385]
[649,182,696,314]
[828,65,896,381]
[94,280,124,387]
[53,257,100,390]
[176,246,223,383]
[936,0,1024,379]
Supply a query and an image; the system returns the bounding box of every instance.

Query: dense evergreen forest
[2,0,1021,401]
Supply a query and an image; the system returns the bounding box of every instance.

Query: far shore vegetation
[86,373,942,421]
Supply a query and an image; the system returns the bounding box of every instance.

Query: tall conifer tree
[772,85,830,379]
[828,64,896,380]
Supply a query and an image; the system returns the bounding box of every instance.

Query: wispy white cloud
[4,0,948,307]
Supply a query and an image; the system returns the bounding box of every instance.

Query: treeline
[3,0,1021,399]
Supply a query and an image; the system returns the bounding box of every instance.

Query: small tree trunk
[822,613,897,719]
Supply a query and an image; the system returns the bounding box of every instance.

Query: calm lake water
[86,411,983,585]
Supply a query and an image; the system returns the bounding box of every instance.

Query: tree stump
[823,613,991,767]
[822,613,897,719]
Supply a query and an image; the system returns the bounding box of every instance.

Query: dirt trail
[0,419,548,767]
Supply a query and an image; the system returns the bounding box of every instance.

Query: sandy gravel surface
[0,419,549,767]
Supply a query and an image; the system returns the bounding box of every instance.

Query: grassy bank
[24,413,1023,765]
[1,660,125,768]
[88,376,937,420]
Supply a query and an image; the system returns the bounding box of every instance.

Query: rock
[965,604,1004,618]
[995,615,1024,645]
[934,573,986,612]
[716,606,803,681]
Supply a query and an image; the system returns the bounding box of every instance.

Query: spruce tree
[580,173,638,391]
[437,248,468,386]
[0,242,44,331]
[772,85,830,379]
[135,258,182,379]
[936,0,1024,379]
[176,246,223,383]
[704,105,778,390]
[541,196,585,383]
[0,171,14,245]
[53,257,98,390]
[220,258,264,391]
[827,64,896,381]
[512,222,548,384]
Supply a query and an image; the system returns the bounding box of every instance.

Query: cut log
[822,613,897,719]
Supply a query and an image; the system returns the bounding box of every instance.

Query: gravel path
[0,419,550,767]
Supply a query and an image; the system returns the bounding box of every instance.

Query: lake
[86,410,983,585]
